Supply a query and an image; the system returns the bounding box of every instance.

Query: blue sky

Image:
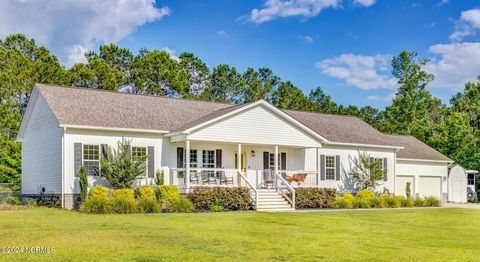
[1,0,479,108]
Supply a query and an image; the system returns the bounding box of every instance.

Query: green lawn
[0,208,479,261]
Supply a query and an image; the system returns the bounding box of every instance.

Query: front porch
[168,141,321,191]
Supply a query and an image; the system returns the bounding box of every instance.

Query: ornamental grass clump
[136,186,160,213]
[80,186,110,214]
[424,196,441,207]
[109,189,137,214]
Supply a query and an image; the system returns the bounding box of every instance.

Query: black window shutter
[281,153,286,170]
[215,149,222,168]
[369,157,374,164]
[263,152,269,170]
[148,146,155,178]
[383,157,388,181]
[177,147,184,168]
[74,143,82,177]
[101,144,109,159]
[320,155,325,180]
[335,155,341,181]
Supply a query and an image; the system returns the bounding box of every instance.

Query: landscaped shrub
[413,197,426,207]
[368,196,381,208]
[335,193,355,209]
[109,189,136,214]
[209,198,224,212]
[168,197,194,213]
[356,189,375,200]
[157,185,180,200]
[80,186,110,214]
[424,196,441,207]
[353,197,370,208]
[78,166,88,202]
[136,186,160,213]
[187,187,253,211]
[401,197,415,207]
[379,194,401,208]
[294,188,336,209]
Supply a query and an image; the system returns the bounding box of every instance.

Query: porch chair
[262,170,275,189]
[219,171,234,185]
[189,171,199,185]
[201,171,209,185]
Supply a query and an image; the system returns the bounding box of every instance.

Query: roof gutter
[397,158,453,164]
[323,141,404,150]
[59,124,169,134]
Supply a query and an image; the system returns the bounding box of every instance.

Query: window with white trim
[375,158,384,170]
[190,150,198,168]
[83,144,100,176]
[468,173,475,186]
[325,155,335,180]
[132,147,147,176]
[202,150,215,168]
[268,153,281,170]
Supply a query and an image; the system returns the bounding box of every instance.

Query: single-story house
[16,84,471,210]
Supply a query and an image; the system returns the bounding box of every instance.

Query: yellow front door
[234,151,247,174]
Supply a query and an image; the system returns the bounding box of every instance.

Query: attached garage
[418,176,442,199]
[395,176,414,197]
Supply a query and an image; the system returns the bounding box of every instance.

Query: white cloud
[161,47,179,61]
[297,35,314,43]
[353,0,376,7]
[367,93,394,101]
[438,0,448,6]
[246,0,341,24]
[0,0,170,66]
[216,30,229,38]
[315,54,397,90]
[244,0,376,24]
[424,42,480,90]
[67,45,89,65]
[449,9,480,41]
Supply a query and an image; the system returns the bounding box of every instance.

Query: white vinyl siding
[63,129,164,194]
[187,105,321,147]
[21,92,63,194]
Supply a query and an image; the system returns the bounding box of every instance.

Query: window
[325,155,335,180]
[132,147,147,176]
[83,144,99,176]
[190,150,198,168]
[202,150,215,168]
[468,173,475,186]
[375,158,384,170]
[269,153,281,170]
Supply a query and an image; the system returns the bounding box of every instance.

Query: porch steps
[252,189,294,212]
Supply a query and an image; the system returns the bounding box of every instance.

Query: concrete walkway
[442,202,480,209]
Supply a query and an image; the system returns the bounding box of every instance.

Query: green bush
[209,198,224,212]
[157,185,180,201]
[187,187,253,211]
[136,186,160,213]
[109,189,136,214]
[294,188,336,209]
[401,197,415,207]
[413,197,426,207]
[335,193,355,209]
[168,197,194,213]
[424,196,441,207]
[80,186,110,214]
[369,197,381,208]
[353,197,370,208]
[78,166,88,202]
[357,189,376,200]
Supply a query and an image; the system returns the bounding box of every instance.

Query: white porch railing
[170,168,239,188]
[250,170,319,188]
[275,172,295,209]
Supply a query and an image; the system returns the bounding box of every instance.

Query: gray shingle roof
[283,109,392,146]
[35,84,451,161]
[383,134,451,161]
[36,84,232,132]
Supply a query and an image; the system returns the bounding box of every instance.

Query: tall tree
[271,81,312,110]
[308,86,339,113]
[202,64,244,103]
[241,67,279,103]
[179,52,210,97]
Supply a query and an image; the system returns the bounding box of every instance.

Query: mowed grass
[0,208,479,261]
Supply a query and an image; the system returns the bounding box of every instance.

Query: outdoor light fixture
[251,150,255,157]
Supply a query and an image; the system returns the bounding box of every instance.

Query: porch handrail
[275,172,296,209]
[238,171,258,211]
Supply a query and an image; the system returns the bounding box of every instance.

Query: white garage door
[418,176,442,199]
[395,176,414,197]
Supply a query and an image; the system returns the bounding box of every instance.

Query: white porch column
[237,143,242,174]
[185,140,190,191]
[274,145,279,175]
[316,147,320,187]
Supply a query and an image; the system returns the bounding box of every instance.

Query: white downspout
[61,126,66,208]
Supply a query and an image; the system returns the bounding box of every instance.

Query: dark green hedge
[294,188,336,209]
[187,187,253,211]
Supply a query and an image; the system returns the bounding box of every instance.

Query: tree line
[0,34,479,187]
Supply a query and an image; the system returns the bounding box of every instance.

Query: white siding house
[17,84,466,209]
